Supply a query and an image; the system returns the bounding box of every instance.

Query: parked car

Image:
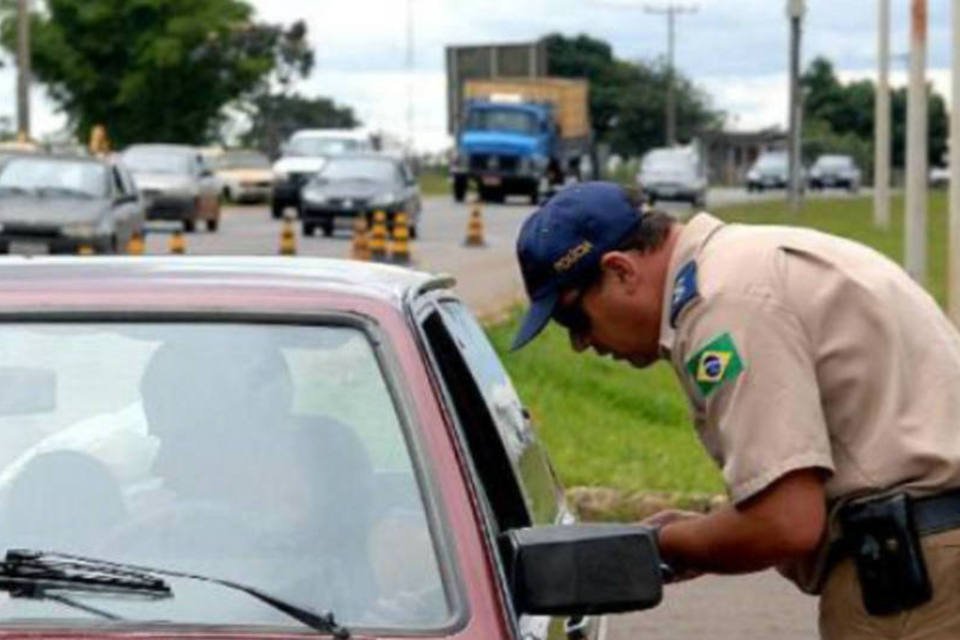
[213,149,273,203]
[930,165,949,189]
[0,257,664,639]
[745,151,789,191]
[0,154,144,255]
[271,129,374,219]
[121,144,221,232]
[300,154,422,238]
[636,146,707,207]
[808,154,861,192]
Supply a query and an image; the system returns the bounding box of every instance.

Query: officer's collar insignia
[670,261,699,328]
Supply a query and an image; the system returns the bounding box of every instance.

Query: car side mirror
[503,524,663,616]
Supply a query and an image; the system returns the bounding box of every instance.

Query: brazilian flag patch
[685,332,745,397]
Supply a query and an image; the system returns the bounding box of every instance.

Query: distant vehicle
[808,154,861,192]
[636,146,707,207]
[213,150,272,203]
[449,78,592,204]
[746,151,790,192]
[299,154,421,238]
[271,129,374,219]
[0,154,144,255]
[930,165,949,189]
[121,144,221,232]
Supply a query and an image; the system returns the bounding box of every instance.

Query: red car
[0,257,662,639]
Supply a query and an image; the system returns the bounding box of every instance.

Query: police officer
[512,182,960,639]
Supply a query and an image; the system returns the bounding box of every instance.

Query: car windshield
[755,154,787,170]
[642,151,694,173]
[122,151,191,175]
[0,158,108,198]
[217,152,270,170]
[286,137,370,157]
[816,156,851,169]
[320,158,398,183]
[466,108,537,134]
[0,322,449,631]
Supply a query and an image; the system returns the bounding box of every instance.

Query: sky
[0,0,955,152]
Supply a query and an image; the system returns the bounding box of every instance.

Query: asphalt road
[137,188,829,638]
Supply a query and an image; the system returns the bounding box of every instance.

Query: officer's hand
[642,510,705,584]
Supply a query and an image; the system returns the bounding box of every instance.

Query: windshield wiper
[0,550,350,638]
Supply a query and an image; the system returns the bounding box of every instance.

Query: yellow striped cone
[464,203,486,247]
[169,229,186,255]
[369,210,388,262]
[389,212,412,265]
[78,244,95,256]
[351,217,371,261]
[279,217,297,256]
[126,231,145,256]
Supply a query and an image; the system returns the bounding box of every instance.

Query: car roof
[0,257,454,311]
[290,129,370,141]
[123,144,198,156]
[2,153,108,166]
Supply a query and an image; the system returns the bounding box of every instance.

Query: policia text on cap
[513,182,960,639]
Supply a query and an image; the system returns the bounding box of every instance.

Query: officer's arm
[657,468,826,574]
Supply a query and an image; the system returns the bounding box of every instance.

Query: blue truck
[449,78,592,204]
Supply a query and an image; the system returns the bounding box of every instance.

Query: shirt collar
[658,213,726,357]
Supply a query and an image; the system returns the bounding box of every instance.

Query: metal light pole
[644,3,699,146]
[787,0,805,214]
[874,0,891,230]
[949,0,960,324]
[405,0,415,153]
[16,0,30,140]
[905,0,928,285]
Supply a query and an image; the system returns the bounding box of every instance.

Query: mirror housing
[503,524,663,616]
[0,367,56,416]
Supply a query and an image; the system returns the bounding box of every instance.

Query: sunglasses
[552,287,591,336]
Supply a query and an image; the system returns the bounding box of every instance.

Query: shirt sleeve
[679,292,834,504]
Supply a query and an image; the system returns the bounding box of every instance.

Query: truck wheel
[271,202,283,219]
[322,221,334,237]
[481,187,505,204]
[528,186,540,205]
[206,218,219,232]
[453,176,467,203]
[302,223,316,237]
[183,219,196,233]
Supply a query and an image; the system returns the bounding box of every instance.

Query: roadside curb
[566,486,728,522]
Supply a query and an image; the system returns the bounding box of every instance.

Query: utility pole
[905,0,928,285]
[949,0,960,324]
[16,0,30,140]
[874,0,891,230]
[644,3,699,147]
[405,0,414,154]
[787,0,805,214]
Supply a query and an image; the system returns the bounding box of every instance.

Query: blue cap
[511,182,642,350]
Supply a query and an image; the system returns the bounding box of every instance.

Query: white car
[930,166,949,189]
[636,146,707,208]
[271,129,375,219]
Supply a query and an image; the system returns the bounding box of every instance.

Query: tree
[0,0,313,147]
[543,32,722,157]
[241,93,359,158]
[801,56,947,169]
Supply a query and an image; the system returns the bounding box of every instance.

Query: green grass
[417,169,450,197]
[488,191,950,495]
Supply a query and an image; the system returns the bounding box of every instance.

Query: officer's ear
[599,251,640,290]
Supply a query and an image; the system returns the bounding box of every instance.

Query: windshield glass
[816,156,851,169]
[642,151,694,172]
[0,158,108,197]
[466,108,537,134]
[217,152,270,170]
[122,151,191,175]
[755,154,787,170]
[286,137,370,157]
[0,322,448,630]
[320,158,398,182]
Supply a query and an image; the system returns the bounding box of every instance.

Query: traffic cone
[351,217,371,261]
[279,215,297,256]
[78,244,95,256]
[464,202,486,247]
[369,210,388,262]
[126,230,145,256]
[389,212,412,265]
[169,229,186,255]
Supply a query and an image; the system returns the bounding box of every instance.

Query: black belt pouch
[839,493,932,616]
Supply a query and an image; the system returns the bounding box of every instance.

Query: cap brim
[510,289,559,351]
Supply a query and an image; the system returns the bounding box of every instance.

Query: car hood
[640,167,698,184]
[0,196,107,226]
[308,179,393,199]
[460,131,538,157]
[274,156,328,174]
[132,172,195,192]
[217,168,272,182]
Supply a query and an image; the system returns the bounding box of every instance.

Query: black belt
[912,490,960,536]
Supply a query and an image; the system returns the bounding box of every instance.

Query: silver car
[0,154,145,255]
[637,147,707,207]
[121,144,222,232]
[808,154,861,193]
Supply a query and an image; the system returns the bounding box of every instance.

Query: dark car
[299,154,422,237]
[745,151,788,191]
[808,154,861,192]
[0,257,663,639]
[121,144,222,232]
[0,154,145,255]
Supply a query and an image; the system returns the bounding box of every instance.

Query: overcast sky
[2,0,954,152]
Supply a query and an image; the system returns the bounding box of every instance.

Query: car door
[117,164,146,233]
[416,296,602,640]
[109,166,139,245]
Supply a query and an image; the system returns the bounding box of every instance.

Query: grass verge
[489,191,950,498]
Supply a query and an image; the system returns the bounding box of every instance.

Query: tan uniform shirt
[660,214,960,587]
